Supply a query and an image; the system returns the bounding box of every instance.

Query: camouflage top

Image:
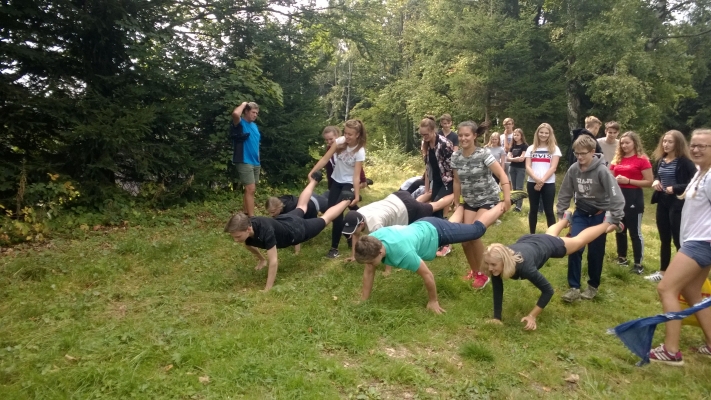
[451,147,501,208]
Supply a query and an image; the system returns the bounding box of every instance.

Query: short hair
[585,116,602,128]
[604,121,620,130]
[420,118,436,131]
[573,135,596,152]
[265,197,284,215]
[483,243,523,279]
[224,213,250,233]
[244,102,259,112]
[503,117,514,126]
[439,113,452,123]
[354,236,383,263]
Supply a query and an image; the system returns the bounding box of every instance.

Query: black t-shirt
[439,130,459,147]
[277,195,298,214]
[491,234,563,320]
[245,215,305,249]
[428,148,443,185]
[510,143,528,169]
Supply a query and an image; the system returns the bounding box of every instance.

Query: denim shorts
[680,241,711,268]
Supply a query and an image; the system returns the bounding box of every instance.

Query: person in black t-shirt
[265,193,329,220]
[507,128,528,212]
[225,173,355,291]
[481,212,622,330]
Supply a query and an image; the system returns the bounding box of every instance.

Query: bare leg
[462,208,487,273]
[448,205,464,223]
[544,218,570,236]
[559,222,616,255]
[430,194,454,212]
[320,198,353,225]
[244,183,256,217]
[296,178,319,213]
[474,202,506,228]
[657,255,711,352]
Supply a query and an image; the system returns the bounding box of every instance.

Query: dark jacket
[229,121,250,164]
[568,128,604,166]
[651,156,697,204]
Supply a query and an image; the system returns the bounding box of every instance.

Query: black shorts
[516,234,567,259]
[393,191,434,223]
[462,202,498,212]
[305,200,319,219]
[286,209,327,243]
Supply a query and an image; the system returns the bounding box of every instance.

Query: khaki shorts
[235,163,260,186]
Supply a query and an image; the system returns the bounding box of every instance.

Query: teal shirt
[370,221,439,272]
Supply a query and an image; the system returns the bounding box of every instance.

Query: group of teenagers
[226,102,711,367]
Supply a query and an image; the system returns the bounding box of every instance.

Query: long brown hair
[612,131,647,165]
[337,119,367,154]
[652,130,690,161]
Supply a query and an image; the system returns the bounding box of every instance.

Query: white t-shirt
[525,145,562,184]
[332,136,366,184]
[597,138,618,164]
[359,194,408,232]
[680,171,711,243]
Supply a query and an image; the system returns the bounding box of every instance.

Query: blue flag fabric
[608,296,711,365]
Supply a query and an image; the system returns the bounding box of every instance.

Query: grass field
[2,155,711,399]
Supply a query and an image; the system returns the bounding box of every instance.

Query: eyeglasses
[690,144,711,150]
[573,151,590,157]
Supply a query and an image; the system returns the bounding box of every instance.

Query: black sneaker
[366,178,374,186]
[632,264,644,275]
[338,189,355,202]
[326,248,339,258]
[616,257,628,266]
[311,171,323,182]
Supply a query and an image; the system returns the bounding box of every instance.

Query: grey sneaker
[326,248,339,258]
[562,210,574,226]
[561,288,581,303]
[616,257,628,266]
[632,264,644,275]
[581,286,598,300]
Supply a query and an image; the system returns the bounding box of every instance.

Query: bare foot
[255,260,267,270]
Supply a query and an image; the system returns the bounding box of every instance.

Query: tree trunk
[344,60,352,121]
[566,80,581,134]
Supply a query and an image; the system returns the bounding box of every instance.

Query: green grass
[2,156,711,399]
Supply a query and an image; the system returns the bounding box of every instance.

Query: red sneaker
[463,270,476,280]
[472,272,490,289]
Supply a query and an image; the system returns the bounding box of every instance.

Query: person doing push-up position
[482,213,623,330]
[225,172,354,291]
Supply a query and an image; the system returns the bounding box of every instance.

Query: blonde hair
[678,129,711,200]
[503,117,514,126]
[652,130,690,161]
[224,213,250,233]
[265,197,284,215]
[338,119,367,154]
[533,123,557,154]
[483,243,523,279]
[585,116,602,129]
[354,236,383,263]
[323,126,340,137]
[573,135,596,152]
[611,131,647,165]
[486,132,502,148]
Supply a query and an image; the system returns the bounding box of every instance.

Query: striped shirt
[658,158,678,188]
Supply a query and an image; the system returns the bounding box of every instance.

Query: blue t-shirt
[240,119,261,166]
[370,221,439,272]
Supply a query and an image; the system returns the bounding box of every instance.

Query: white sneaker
[644,271,663,282]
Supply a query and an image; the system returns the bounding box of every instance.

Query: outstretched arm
[309,143,338,177]
[361,263,377,300]
[416,262,445,314]
[264,246,279,291]
[489,161,511,211]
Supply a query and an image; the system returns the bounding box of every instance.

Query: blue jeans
[567,210,607,289]
[509,167,525,208]
[420,217,487,247]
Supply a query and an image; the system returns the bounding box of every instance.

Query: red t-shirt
[609,155,652,189]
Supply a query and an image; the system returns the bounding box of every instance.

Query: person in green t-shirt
[354,203,507,314]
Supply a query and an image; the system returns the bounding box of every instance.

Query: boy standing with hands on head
[557,135,626,303]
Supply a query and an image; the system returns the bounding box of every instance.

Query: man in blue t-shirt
[230,102,262,216]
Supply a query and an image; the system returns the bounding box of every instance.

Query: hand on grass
[344,256,355,262]
[255,259,267,270]
[426,301,446,314]
[521,315,537,330]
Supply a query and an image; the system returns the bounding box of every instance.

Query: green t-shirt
[370,221,439,272]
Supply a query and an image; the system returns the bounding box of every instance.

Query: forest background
[1,0,711,241]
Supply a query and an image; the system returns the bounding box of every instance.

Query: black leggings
[616,188,645,265]
[656,194,683,271]
[527,182,556,234]
[328,181,354,249]
[430,179,452,219]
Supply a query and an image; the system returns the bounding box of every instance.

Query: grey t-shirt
[487,146,506,165]
[597,138,618,164]
[451,147,501,208]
